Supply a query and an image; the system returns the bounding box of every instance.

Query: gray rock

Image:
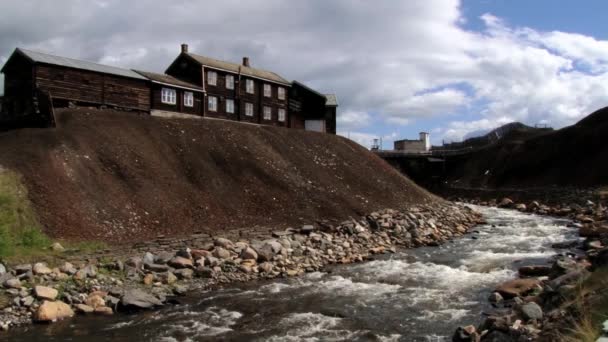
[520,302,543,321]
[21,296,35,307]
[240,247,258,260]
[143,252,155,265]
[213,247,232,260]
[3,278,21,289]
[121,289,163,309]
[173,285,188,295]
[168,256,194,269]
[126,257,143,269]
[488,292,503,304]
[33,263,52,275]
[0,263,6,275]
[14,264,32,275]
[144,263,170,272]
[175,248,192,259]
[300,225,315,234]
[154,251,174,264]
[173,268,194,280]
[50,242,65,252]
[60,262,77,275]
[214,238,234,249]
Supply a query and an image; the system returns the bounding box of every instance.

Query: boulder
[154,251,175,264]
[144,263,170,272]
[50,242,65,252]
[126,257,143,269]
[143,252,155,265]
[488,292,503,304]
[33,263,53,275]
[518,265,551,277]
[452,325,480,342]
[35,300,74,322]
[214,237,234,249]
[34,285,58,300]
[85,294,105,309]
[60,262,77,275]
[175,248,192,259]
[160,272,178,284]
[14,264,32,275]
[168,256,194,269]
[3,278,21,289]
[253,241,282,262]
[143,273,155,285]
[212,247,232,260]
[0,263,6,275]
[173,268,194,280]
[121,289,163,310]
[240,247,258,261]
[498,198,514,208]
[495,278,540,299]
[190,249,211,260]
[515,204,527,211]
[520,302,543,321]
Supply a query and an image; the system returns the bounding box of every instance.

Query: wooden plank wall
[35,65,150,111]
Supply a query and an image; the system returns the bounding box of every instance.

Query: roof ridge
[186,52,290,84]
[18,48,134,72]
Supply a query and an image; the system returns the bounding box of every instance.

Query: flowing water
[5,206,578,341]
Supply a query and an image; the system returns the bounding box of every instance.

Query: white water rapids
[6,205,578,341]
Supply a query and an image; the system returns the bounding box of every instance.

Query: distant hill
[443,106,608,188]
[437,122,552,151]
[0,108,437,242]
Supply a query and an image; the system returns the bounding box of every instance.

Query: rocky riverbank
[0,202,482,332]
[452,196,608,341]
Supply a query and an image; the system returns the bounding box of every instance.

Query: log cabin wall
[150,83,203,115]
[203,68,238,120]
[1,53,35,115]
[34,64,150,111]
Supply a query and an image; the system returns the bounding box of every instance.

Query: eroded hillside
[0,109,438,242]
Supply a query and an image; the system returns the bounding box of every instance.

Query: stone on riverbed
[518,265,551,277]
[495,278,540,299]
[34,285,58,300]
[0,263,6,275]
[35,300,74,322]
[520,302,543,321]
[168,256,194,269]
[3,278,21,289]
[121,289,163,310]
[75,304,95,314]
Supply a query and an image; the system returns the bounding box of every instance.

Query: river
[4,205,578,341]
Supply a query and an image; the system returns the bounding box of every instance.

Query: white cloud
[0,1,607,141]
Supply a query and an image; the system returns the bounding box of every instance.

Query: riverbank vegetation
[564,267,608,342]
[0,170,49,259]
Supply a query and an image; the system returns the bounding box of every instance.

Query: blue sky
[1,1,608,148]
[342,0,608,148]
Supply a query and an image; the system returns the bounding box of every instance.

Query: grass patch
[0,170,50,259]
[562,267,608,341]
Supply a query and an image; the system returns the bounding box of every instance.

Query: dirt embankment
[444,106,608,189]
[0,109,438,243]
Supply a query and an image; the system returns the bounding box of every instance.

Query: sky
[1,0,607,148]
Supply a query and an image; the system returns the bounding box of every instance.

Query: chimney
[181,43,188,53]
[242,57,250,67]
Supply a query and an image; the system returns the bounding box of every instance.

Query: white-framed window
[246,79,254,94]
[263,84,271,97]
[184,91,194,107]
[161,88,176,105]
[226,99,235,114]
[226,75,234,89]
[208,96,218,112]
[278,87,286,100]
[278,108,286,122]
[207,71,217,86]
[263,106,272,120]
[245,102,254,116]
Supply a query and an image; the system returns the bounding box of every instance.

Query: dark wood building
[165,44,291,127]
[0,48,150,116]
[1,45,338,134]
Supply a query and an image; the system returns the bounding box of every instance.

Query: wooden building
[1,45,338,134]
[165,44,291,127]
[0,48,150,116]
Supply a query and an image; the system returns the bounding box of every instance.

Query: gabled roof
[5,48,147,80]
[325,94,338,107]
[184,53,291,85]
[133,70,204,92]
[292,80,326,100]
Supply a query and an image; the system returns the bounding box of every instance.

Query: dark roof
[185,53,291,85]
[5,48,147,80]
[325,94,338,106]
[292,81,327,100]
[133,70,204,92]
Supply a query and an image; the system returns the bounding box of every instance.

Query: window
[226,99,235,114]
[263,106,272,120]
[161,88,176,105]
[207,71,217,86]
[278,87,286,100]
[208,96,218,112]
[226,75,234,89]
[246,79,254,94]
[245,102,254,116]
[278,108,286,122]
[184,91,194,107]
[263,84,271,97]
